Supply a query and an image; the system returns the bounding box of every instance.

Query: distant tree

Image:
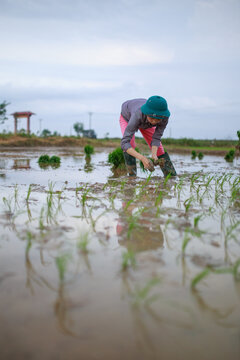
[0,101,10,124]
[73,122,84,137]
[104,132,110,139]
[41,129,52,137]
[52,131,61,136]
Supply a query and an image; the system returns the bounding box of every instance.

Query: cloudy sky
[0,0,239,139]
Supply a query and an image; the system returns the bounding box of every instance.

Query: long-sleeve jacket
[120,98,168,152]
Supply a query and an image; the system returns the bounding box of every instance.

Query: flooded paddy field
[0,147,240,360]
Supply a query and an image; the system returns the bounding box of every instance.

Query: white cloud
[1,38,174,67]
[175,96,217,110]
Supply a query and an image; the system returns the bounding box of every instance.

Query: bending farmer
[120,95,177,177]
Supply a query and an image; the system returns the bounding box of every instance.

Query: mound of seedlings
[38,154,61,168]
[191,150,204,160]
[108,147,125,168]
[224,149,235,162]
[84,145,94,157]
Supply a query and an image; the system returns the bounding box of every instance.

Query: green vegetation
[73,122,84,137]
[122,249,136,270]
[191,150,197,159]
[191,150,204,159]
[224,149,235,162]
[38,154,50,164]
[55,254,71,282]
[38,154,61,167]
[108,147,125,168]
[0,101,10,124]
[84,145,94,156]
[77,232,90,253]
[49,155,61,165]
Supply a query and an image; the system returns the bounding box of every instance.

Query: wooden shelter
[11,111,35,134]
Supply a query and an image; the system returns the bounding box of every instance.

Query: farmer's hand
[141,156,155,171]
[151,146,158,162]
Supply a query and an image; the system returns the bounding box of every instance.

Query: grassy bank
[0,134,238,156]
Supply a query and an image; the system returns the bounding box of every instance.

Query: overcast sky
[0,0,239,139]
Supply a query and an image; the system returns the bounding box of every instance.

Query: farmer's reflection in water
[116,184,164,252]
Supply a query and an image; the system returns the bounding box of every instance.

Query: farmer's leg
[119,115,137,176]
[139,127,177,177]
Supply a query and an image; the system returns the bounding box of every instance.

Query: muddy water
[0,147,240,360]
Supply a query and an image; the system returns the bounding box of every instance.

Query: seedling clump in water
[84,145,94,157]
[191,150,197,159]
[108,147,125,168]
[38,154,61,167]
[224,149,235,163]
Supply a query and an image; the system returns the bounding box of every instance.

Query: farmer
[120,95,177,177]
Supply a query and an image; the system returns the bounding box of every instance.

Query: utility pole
[88,112,93,130]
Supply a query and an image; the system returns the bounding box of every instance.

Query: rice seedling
[14,184,19,208]
[26,202,32,222]
[204,175,215,189]
[233,258,240,281]
[120,179,127,191]
[193,214,204,228]
[55,254,71,283]
[26,184,32,202]
[190,172,201,191]
[163,172,172,186]
[191,265,236,289]
[183,196,194,213]
[84,145,94,157]
[77,231,90,253]
[124,199,134,212]
[175,176,185,200]
[198,152,204,160]
[25,230,34,258]
[126,208,145,239]
[182,231,191,255]
[2,195,13,213]
[39,206,45,231]
[224,221,240,244]
[110,193,117,209]
[89,208,107,231]
[220,174,229,192]
[108,148,125,168]
[132,277,160,306]
[121,249,136,271]
[155,190,163,207]
[191,268,211,288]
[81,186,91,207]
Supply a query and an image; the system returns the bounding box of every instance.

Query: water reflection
[117,185,164,252]
[84,156,94,173]
[0,159,7,169]
[12,159,31,169]
[191,287,238,328]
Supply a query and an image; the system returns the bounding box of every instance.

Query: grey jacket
[120,98,168,151]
